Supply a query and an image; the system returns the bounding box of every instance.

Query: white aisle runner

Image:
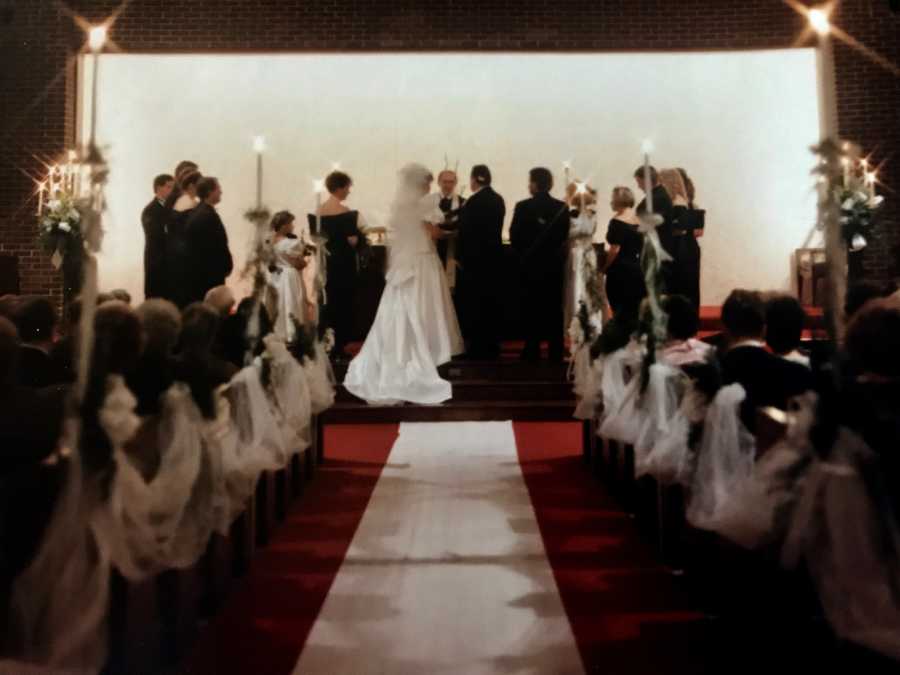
[293,421,584,674]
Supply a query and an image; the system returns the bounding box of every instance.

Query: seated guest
[660,294,712,366]
[205,285,236,317]
[845,281,890,323]
[765,295,809,367]
[174,302,238,418]
[12,296,60,387]
[0,316,67,593]
[720,289,813,432]
[109,289,132,305]
[0,294,20,320]
[215,297,274,369]
[128,299,181,416]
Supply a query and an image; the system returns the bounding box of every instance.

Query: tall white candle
[641,140,654,214]
[314,180,324,235]
[36,181,45,216]
[253,136,265,210]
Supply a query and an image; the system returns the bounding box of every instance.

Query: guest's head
[174,161,199,181]
[204,285,236,316]
[179,170,202,198]
[93,301,143,376]
[0,316,19,389]
[325,171,353,200]
[721,289,765,343]
[0,294,20,321]
[845,298,900,378]
[610,186,635,214]
[528,167,553,195]
[659,169,689,204]
[470,164,492,192]
[677,168,696,205]
[437,170,458,196]
[153,174,175,202]
[109,289,132,305]
[663,294,700,341]
[197,176,222,205]
[845,281,889,322]
[765,295,806,356]
[633,165,659,193]
[270,210,295,236]
[97,292,116,306]
[180,302,220,355]
[14,296,57,349]
[136,298,181,358]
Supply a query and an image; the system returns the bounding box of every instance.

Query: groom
[456,164,505,360]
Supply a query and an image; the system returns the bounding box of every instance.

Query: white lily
[58,221,71,232]
[841,197,855,211]
[868,195,884,209]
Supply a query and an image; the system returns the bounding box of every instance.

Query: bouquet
[37,192,84,269]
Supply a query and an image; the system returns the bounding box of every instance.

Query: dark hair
[765,295,806,355]
[721,289,765,340]
[196,176,219,201]
[271,210,295,232]
[633,165,659,184]
[110,289,132,305]
[180,302,220,353]
[529,167,553,193]
[676,168,695,205]
[93,301,143,375]
[471,164,492,186]
[663,294,699,341]
[0,294,20,321]
[153,174,174,192]
[845,281,889,321]
[179,170,202,191]
[0,316,19,387]
[325,171,352,194]
[174,161,198,179]
[845,299,900,377]
[14,296,57,343]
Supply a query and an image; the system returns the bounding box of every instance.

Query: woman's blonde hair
[659,169,689,202]
[610,186,635,211]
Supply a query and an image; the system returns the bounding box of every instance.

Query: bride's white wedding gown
[344,165,464,405]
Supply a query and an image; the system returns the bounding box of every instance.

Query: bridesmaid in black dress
[308,171,366,357]
[660,169,702,308]
[166,169,202,308]
[603,186,646,316]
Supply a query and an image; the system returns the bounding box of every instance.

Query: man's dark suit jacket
[184,202,233,305]
[509,191,570,282]
[142,198,171,299]
[721,344,814,432]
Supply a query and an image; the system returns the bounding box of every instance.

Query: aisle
[189,422,711,675]
[293,422,583,674]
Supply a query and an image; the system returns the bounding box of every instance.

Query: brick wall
[2,0,899,298]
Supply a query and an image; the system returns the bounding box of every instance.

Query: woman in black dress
[603,186,646,316]
[308,171,367,357]
[661,169,702,308]
[166,169,202,308]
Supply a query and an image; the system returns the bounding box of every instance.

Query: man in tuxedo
[142,173,174,300]
[510,167,569,361]
[456,164,505,360]
[184,177,233,305]
[719,289,813,433]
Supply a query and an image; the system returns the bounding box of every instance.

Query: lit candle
[841,157,850,188]
[49,166,60,197]
[313,178,325,235]
[66,150,76,192]
[253,135,266,210]
[642,139,654,214]
[563,161,572,201]
[865,171,876,199]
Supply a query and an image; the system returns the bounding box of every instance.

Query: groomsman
[510,167,569,361]
[456,164,505,360]
[185,177,233,305]
[141,174,174,299]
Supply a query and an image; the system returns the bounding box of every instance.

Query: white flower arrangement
[37,190,85,269]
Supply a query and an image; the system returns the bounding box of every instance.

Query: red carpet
[513,422,712,674]
[185,424,399,675]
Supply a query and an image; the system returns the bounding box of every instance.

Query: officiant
[510,167,569,362]
[425,169,466,285]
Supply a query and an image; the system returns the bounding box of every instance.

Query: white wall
[81,50,821,305]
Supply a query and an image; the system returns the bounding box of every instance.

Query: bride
[344,163,464,405]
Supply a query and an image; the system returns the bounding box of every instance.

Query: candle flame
[88,25,108,52]
[808,7,831,36]
[313,178,326,194]
[574,181,588,196]
[641,139,654,155]
[68,150,77,161]
[253,135,266,153]
[331,161,341,171]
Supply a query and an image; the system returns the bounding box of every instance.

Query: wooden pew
[106,572,163,674]
[255,471,277,547]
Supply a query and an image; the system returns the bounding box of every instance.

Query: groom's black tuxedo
[510,191,569,360]
[456,186,506,359]
[141,198,171,299]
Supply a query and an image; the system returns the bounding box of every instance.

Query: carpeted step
[322,399,575,424]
